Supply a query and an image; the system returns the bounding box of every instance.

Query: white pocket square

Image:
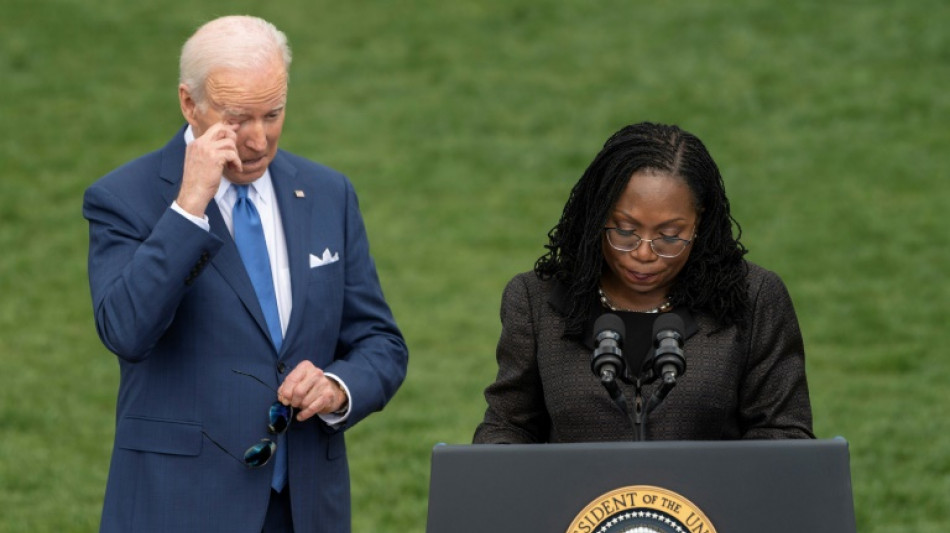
[310,248,340,268]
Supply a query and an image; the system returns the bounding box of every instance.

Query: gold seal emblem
[566,485,717,533]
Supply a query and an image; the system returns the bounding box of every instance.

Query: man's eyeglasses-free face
[604,227,693,258]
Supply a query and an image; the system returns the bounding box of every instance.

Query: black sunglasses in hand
[203,369,294,468]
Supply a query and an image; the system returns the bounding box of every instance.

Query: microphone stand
[632,381,643,442]
[638,374,678,441]
[598,369,626,414]
[598,370,645,441]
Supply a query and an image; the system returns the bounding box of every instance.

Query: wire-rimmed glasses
[604,227,693,258]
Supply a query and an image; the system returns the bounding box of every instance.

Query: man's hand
[277,360,348,422]
[176,122,241,217]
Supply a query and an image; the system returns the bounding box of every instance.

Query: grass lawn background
[1,1,948,531]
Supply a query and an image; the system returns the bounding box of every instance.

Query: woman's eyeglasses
[604,227,693,258]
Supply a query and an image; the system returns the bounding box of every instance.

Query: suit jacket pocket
[116,415,203,456]
[309,259,343,286]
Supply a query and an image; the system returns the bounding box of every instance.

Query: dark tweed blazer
[473,261,813,443]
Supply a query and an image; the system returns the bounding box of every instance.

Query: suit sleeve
[319,179,408,427]
[473,275,551,443]
[739,269,814,439]
[83,183,223,361]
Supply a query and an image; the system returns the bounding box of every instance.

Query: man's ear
[179,84,198,126]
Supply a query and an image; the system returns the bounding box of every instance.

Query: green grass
[2,1,949,531]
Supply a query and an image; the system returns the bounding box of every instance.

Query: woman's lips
[626,269,658,283]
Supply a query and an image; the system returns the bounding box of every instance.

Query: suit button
[277,362,287,373]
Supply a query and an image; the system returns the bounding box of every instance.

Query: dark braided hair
[535,122,749,337]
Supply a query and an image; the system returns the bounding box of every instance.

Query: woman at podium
[473,122,813,444]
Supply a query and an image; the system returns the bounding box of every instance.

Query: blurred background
[1,1,948,531]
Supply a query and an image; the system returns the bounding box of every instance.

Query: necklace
[598,287,672,314]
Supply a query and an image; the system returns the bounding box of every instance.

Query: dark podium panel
[427,439,856,533]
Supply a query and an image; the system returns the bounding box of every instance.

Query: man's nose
[243,121,267,151]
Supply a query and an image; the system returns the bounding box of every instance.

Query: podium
[426,439,856,533]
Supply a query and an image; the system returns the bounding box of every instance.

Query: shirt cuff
[171,201,210,231]
[319,373,351,426]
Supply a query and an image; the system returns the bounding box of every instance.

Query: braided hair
[535,122,749,337]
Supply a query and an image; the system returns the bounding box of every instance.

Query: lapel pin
[294,190,306,198]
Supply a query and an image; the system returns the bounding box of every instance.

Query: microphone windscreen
[594,313,625,339]
[652,313,684,337]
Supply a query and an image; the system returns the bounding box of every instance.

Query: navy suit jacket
[84,127,408,532]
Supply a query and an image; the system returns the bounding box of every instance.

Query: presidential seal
[566,486,717,533]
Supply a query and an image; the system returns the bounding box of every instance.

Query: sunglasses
[203,369,294,468]
[243,400,293,467]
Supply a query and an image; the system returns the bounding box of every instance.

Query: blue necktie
[232,185,283,351]
[232,184,287,491]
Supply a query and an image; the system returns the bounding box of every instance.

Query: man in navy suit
[83,15,408,533]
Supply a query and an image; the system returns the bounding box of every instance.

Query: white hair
[179,15,292,107]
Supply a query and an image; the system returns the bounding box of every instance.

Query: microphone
[637,313,686,441]
[592,313,645,437]
[591,313,626,386]
[651,313,686,386]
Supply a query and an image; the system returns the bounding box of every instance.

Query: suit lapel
[158,126,187,207]
[270,152,311,359]
[157,126,276,351]
[206,203,273,342]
